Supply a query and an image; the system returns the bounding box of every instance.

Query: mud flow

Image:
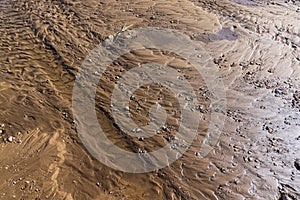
[0,0,299,199]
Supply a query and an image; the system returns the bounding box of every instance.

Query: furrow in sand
[46,132,72,199]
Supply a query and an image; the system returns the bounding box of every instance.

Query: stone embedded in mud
[150,15,156,20]
[124,106,129,111]
[7,136,14,143]
[275,89,282,95]
[265,126,274,133]
[294,159,300,171]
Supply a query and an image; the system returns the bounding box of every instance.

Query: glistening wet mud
[0,0,299,199]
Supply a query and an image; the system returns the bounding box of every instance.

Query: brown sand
[0,0,299,199]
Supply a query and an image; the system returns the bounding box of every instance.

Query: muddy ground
[0,0,299,199]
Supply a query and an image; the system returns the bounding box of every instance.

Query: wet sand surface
[0,0,300,199]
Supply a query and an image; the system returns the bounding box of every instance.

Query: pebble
[275,89,282,95]
[265,126,274,133]
[161,125,167,131]
[124,106,129,111]
[7,136,14,143]
[133,127,142,133]
[248,157,254,162]
[96,182,100,187]
[150,15,156,20]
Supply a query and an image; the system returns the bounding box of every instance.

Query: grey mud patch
[196,28,239,43]
[230,0,263,6]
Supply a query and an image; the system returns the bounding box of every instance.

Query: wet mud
[0,0,299,199]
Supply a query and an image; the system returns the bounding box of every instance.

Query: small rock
[124,106,129,111]
[275,89,282,95]
[96,182,100,187]
[265,126,274,133]
[220,168,226,173]
[248,157,254,162]
[7,136,14,143]
[240,62,248,68]
[150,16,156,20]
[161,125,167,131]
